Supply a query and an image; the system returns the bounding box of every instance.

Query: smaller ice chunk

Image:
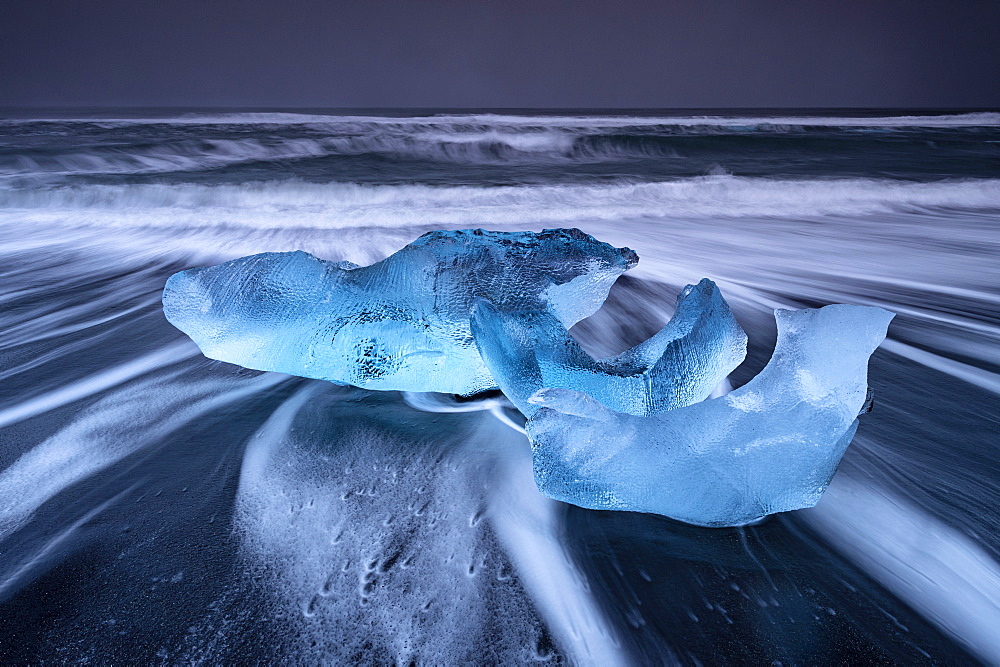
[525,304,894,527]
[163,229,637,395]
[471,279,747,416]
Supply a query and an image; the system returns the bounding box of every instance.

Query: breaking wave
[0,132,584,179]
[3,111,999,182]
[1,178,997,232]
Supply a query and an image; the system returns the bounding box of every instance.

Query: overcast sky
[2,0,998,109]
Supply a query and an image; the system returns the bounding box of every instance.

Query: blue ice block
[471,278,747,416]
[524,304,894,527]
[162,228,637,394]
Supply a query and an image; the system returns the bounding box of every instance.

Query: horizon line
[2,105,998,112]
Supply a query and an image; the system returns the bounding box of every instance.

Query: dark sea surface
[0,108,998,664]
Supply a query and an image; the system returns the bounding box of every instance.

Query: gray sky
[2,0,998,108]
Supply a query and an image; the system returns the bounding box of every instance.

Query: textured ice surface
[525,305,894,527]
[163,229,637,394]
[472,278,747,416]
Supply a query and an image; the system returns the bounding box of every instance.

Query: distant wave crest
[3,112,998,182]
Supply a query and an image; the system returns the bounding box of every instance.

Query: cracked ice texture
[162,229,637,394]
[472,278,747,417]
[525,305,894,527]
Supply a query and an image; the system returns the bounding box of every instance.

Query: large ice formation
[162,229,637,394]
[471,278,747,416]
[524,305,894,527]
[164,227,893,528]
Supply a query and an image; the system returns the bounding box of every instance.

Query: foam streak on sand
[805,472,1000,665]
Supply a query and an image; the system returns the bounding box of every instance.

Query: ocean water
[0,108,997,664]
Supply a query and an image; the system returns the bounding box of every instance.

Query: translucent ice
[524,305,894,527]
[162,229,637,394]
[471,279,747,416]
